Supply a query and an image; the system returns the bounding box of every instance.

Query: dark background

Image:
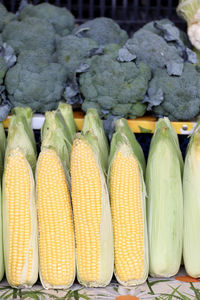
[0,0,185,34]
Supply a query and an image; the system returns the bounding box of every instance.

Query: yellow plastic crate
[3,112,196,135]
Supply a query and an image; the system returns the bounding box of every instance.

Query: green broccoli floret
[2,17,56,54]
[79,45,151,118]
[73,17,128,46]
[19,3,75,36]
[145,63,200,120]
[0,3,16,32]
[126,29,184,76]
[5,50,67,112]
[56,35,97,80]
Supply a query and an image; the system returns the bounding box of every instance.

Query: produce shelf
[2,112,196,135]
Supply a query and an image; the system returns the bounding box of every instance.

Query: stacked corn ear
[82,108,109,171]
[58,102,77,145]
[108,119,148,286]
[0,123,6,282]
[146,118,183,277]
[71,130,113,287]
[2,107,38,288]
[36,110,75,289]
[183,121,200,278]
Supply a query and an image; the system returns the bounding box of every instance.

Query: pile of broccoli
[0,1,199,121]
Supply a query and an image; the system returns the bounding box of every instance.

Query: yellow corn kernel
[36,148,75,289]
[110,147,144,282]
[4,149,36,287]
[70,138,101,283]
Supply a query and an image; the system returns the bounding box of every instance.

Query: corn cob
[36,111,75,289]
[108,120,148,286]
[70,132,113,287]
[146,118,183,277]
[183,121,200,278]
[3,107,38,288]
[82,108,109,171]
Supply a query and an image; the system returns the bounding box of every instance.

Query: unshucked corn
[183,121,200,278]
[36,110,76,289]
[0,122,6,282]
[70,110,113,287]
[108,119,148,286]
[3,107,38,288]
[146,118,183,277]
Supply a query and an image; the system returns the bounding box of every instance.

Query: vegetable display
[0,106,199,289]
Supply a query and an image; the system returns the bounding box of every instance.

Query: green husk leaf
[82,108,109,172]
[183,120,200,278]
[0,122,6,177]
[115,118,146,174]
[146,117,183,277]
[5,107,37,173]
[12,107,36,154]
[177,0,200,25]
[150,117,183,174]
[41,111,71,174]
[58,102,77,144]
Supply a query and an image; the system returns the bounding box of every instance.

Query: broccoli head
[145,63,200,120]
[0,3,16,32]
[73,17,128,46]
[2,17,56,54]
[5,50,67,112]
[56,35,97,80]
[125,20,197,76]
[79,45,151,118]
[19,3,75,36]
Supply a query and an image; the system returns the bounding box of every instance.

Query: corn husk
[146,118,183,277]
[82,108,109,172]
[58,102,77,144]
[183,121,200,278]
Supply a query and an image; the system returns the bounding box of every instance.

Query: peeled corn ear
[3,108,38,288]
[36,113,75,289]
[108,126,148,286]
[82,108,109,171]
[183,121,200,278]
[146,118,183,277]
[70,132,113,287]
